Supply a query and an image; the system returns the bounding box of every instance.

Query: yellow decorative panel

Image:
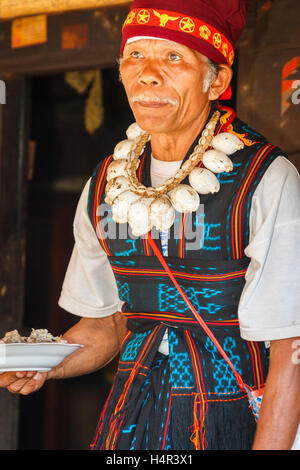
[11,14,47,48]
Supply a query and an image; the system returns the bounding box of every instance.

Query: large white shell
[189,167,220,194]
[111,190,140,224]
[104,176,129,204]
[211,132,244,155]
[150,195,175,231]
[113,139,135,160]
[128,197,154,237]
[113,138,144,160]
[202,149,233,173]
[170,184,200,213]
[126,122,143,140]
[107,159,139,181]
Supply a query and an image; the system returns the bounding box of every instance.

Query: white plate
[0,342,83,372]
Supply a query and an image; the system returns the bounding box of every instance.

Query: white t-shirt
[58,155,300,342]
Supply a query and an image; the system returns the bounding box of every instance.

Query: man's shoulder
[255,155,299,189]
[233,115,268,144]
[229,113,299,196]
[232,112,285,155]
[217,107,293,195]
[218,106,284,153]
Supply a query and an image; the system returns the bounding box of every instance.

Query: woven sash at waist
[123,311,241,337]
[110,255,250,335]
[122,308,240,329]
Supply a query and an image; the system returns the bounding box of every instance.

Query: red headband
[121,8,235,67]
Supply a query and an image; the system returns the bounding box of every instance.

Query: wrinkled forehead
[123,36,207,62]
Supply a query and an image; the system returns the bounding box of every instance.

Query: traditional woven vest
[87,106,285,450]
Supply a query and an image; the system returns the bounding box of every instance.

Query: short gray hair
[202,57,220,93]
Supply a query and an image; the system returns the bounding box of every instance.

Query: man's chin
[134,115,175,136]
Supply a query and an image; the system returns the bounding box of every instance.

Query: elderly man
[1,0,300,451]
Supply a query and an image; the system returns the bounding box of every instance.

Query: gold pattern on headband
[153,10,180,28]
[137,9,151,24]
[199,25,211,40]
[179,17,195,33]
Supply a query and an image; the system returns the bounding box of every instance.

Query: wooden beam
[0,7,130,76]
[0,0,132,20]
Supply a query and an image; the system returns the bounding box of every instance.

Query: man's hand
[0,311,127,396]
[252,337,300,450]
[0,370,48,395]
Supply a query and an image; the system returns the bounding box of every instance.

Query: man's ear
[208,64,233,101]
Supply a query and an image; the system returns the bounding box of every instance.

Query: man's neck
[149,104,211,162]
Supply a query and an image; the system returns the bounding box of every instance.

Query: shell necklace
[105,110,244,237]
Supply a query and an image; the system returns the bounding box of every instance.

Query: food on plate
[0,328,68,344]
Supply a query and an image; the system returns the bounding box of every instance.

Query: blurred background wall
[0,0,299,450]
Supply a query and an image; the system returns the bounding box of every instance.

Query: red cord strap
[146,231,245,392]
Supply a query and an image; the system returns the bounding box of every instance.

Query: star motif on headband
[179,17,195,33]
[137,9,151,24]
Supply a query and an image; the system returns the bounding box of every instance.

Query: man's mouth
[130,95,178,108]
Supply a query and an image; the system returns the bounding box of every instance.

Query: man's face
[120,38,212,135]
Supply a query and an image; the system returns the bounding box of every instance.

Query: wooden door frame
[0,76,30,450]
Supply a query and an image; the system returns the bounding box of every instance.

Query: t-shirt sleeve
[58,179,124,318]
[238,156,300,341]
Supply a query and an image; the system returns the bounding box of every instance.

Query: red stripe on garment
[235,145,274,258]
[93,156,113,256]
[161,391,173,450]
[230,144,274,259]
[111,265,247,281]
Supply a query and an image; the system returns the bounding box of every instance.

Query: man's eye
[168,53,181,61]
[131,51,143,58]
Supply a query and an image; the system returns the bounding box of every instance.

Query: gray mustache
[130,95,178,106]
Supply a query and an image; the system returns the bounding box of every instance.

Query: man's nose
[138,60,163,86]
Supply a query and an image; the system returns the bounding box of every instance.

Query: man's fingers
[7,377,33,394]
[17,373,48,395]
[1,371,48,394]
[16,371,28,378]
[17,371,36,379]
[0,371,38,387]
[0,371,24,387]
